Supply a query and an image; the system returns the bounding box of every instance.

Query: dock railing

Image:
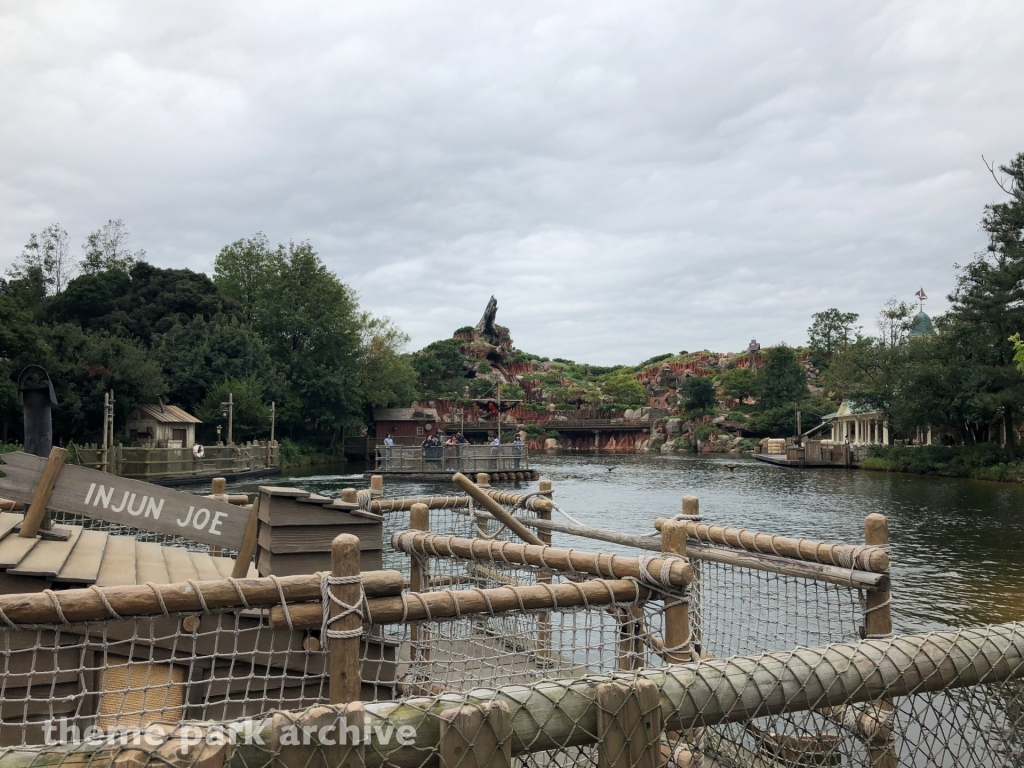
[67,442,280,480]
[0,560,1020,767]
[375,445,530,474]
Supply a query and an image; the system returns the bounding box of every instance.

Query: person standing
[512,435,523,469]
[383,433,395,469]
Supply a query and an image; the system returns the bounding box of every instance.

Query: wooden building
[372,407,440,443]
[126,404,202,448]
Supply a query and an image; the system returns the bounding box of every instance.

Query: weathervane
[915,287,927,313]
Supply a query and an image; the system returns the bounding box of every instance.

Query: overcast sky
[2,2,1023,364]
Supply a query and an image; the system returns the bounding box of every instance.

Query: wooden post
[208,476,228,556]
[682,496,701,654]
[369,475,384,498]
[864,514,897,768]
[537,479,552,665]
[661,520,691,664]
[476,473,490,487]
[230,500,261,578]
[439,701,512,768]
[341,488,358,505]
[451,473,543,546]
[410,503,430,662]
[596,679,662,768]
[19,446,66,538]
[329,533,362,705]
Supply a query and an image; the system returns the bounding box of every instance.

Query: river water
[232,452,1024,635]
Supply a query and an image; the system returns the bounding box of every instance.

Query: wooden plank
[0,452,251,549]
[258,524,383,553]
[231,501,260,579]
[9,526,83,578]
[162,545,199,583]
[259,495,371,527]
[56,529,109,583]
[0,530,42,569]
[19,446,67,538]
[0,512,23,540]
[212,556,234,579]
[189,551,223,581]
[95,535,138,586]
[596,679,662,768]
[135,541,170,584]
[439,702,512,768]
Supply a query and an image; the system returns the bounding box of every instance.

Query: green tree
[877,297,915,348]
[41,323,166,441]
[807,308,859,366]
[821,337,902,444]
[757,345,807,410]
[0,294,52,441]
[214,238,363,437]
[412,339,467,398]
[720,366,757,404]
[357,315,418,412]
[681,376,716,412]
[81,219,145,274]
[153,316,276,411]
[942,153,1024,459]
[196,376,270,443]
[9,224,76,295]
[601,375,647,407]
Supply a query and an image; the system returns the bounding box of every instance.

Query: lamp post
[221,392,234,446]
[269,401,275,443]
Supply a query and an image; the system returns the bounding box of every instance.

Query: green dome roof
[909,312,935,337]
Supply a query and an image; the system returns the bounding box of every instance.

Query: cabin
[372,407,440,443]
[126,404,202,448]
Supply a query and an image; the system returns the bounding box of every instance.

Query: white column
[883,422,889,444]
[927,427,933,446]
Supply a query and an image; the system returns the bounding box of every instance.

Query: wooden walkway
[0,511,254,593]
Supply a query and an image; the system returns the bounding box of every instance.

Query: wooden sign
[0,452,248,549]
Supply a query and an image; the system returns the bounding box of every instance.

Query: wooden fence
[66,441,280,481]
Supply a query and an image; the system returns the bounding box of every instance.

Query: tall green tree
[153,316,276,411]
[81,219,145,274]
[877,297,915,348]
[214,237,363,437]
[357,315,418,412]
[9,224,76,296]
[720,366,757,403]
[944,153,1024,459]
[807,308,859,366]
[681,376,716,412]
[757,345,807,410]
[196,376,270,443]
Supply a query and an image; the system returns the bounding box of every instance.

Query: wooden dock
[754,440,854,468]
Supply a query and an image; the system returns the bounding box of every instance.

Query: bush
[737,437,760,452]
[861,443,1015,478]
[454,326,474,334]
[672,436,692,451]
[694,424,717,442]
[277,438,346,468]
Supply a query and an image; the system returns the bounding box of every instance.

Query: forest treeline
[0,223,416,448]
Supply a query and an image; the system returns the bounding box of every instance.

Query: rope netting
[690,555,867,658]
[1,622,1021,767]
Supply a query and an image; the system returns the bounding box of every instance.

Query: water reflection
[223,453,1024,633]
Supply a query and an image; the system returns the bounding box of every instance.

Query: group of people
[380,431,524,469]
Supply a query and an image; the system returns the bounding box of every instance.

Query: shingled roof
[133,404,203,424]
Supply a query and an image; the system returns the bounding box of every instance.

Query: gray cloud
[2,1,1022,363]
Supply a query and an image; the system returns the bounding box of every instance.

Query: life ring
[192,444,205,459]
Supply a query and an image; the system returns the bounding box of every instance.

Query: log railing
[3,621,1021,768]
